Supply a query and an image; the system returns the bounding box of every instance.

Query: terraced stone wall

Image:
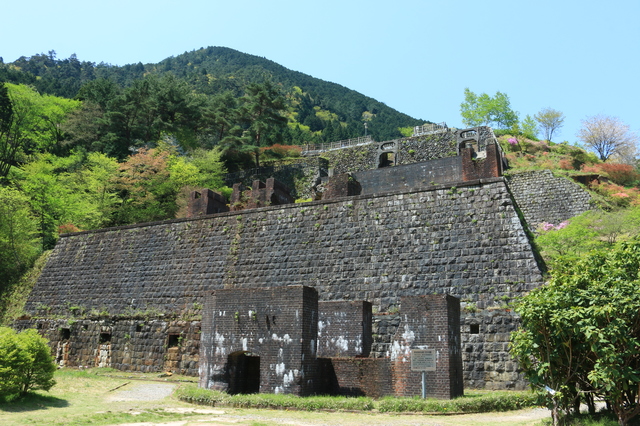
[21,176,544,389]
[507,169,594,231]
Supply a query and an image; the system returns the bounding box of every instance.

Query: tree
[112,147,176,224]
[520,114,538,140]
[0,84,81,179]
[218,81,288,168]
[200,91,239,147]
[460,88,519,129]
[534,107,564,142]
[188,147,228,190]
[0,82,14,180]
[14,151,120,248]
[511,240,640,426]
[0,327,56,399]
[577,115,638,162]
[0,186,40,292]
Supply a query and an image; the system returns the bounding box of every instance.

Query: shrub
[582,163,639,186]
[558,159,574,170]
[58,223,81,234]
[176,384,540,414]
[0,327,56,399]
[590,181,640,207]
[511,241,640,426]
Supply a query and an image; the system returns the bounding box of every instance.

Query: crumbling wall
[224,158,328,200]
[12,318,201,375]
[188,189,229,217]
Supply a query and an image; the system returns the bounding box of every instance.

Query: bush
[176,384,540,414]
[0,327,56,399]
[582,163,639,186]
[589,181,640,207]
[511,240,640,426]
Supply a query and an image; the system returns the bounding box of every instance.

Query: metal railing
[412,122,448,137]
[224,162,306,185]
[301,136,374,156]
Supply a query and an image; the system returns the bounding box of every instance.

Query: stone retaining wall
[506,170,594,231]
[22,176,544,389]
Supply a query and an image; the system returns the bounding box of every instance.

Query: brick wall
[318,357,392,398]
[390,295,463,399]
[317,301,372,357]
[199,286,318,395]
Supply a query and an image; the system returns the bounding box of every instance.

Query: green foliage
[112,147,176,224]
[460,88,519,129]
[175,384,540,414]
[398,126,414,137]
[0,327,56,399]
[11,151,120,247]
[511,240,640,425]
[0,251,51,326]
[520,114,539,140]
[536,208,640,267]
[218,80,288,168]
[0,186,40,290]
[2,48,422,146]
[534,107,565,142]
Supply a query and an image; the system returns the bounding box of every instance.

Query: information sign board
[411,349,436,371]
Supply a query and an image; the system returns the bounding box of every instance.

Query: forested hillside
[0,47,424,148]
[0,46,429,310]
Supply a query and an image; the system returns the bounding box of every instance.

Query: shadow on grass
[0,392,68,412]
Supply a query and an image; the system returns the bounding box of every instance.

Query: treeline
[0,47,424,146]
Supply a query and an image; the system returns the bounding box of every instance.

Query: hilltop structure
[14,126,594,394]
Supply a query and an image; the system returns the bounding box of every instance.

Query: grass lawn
[0,368,552,426]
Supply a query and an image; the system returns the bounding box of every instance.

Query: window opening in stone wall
[99,333,111,343]
[136,324,143,333]
[60,328,71,340]
[378,152,394,168]
[168,334,181,348]
[227,351,260,394]
[470,324,480,334]
[82,324,88,330]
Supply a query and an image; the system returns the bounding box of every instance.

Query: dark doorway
[378,152,394,168]
[227,351,260,394]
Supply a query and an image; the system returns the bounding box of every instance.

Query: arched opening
[227,351,260,394]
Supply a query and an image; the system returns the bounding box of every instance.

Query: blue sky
[2,0,638,146]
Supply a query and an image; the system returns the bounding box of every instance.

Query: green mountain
[1,47,426,143]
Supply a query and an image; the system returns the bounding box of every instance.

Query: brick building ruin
[14,126,594,395]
